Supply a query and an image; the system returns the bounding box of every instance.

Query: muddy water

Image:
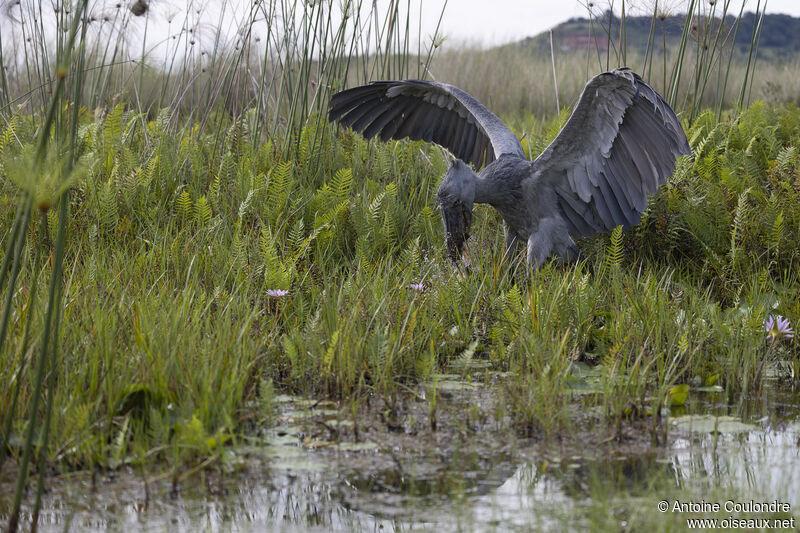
[2,380,799,532]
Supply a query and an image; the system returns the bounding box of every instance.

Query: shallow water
[3,382,800,532]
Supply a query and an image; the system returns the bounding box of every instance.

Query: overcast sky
[2,1,797,62]
[420,1,800,46]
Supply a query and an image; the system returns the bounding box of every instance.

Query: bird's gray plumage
[328,68,692,270]
[329,79,525,168]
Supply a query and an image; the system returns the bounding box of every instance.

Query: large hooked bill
[439,199,473,269]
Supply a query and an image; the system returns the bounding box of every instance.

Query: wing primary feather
[602,156,638,217]
[328,79,524,166]
[451,119,470,160]
[596,172,630,227]
[379,99,420,141]
[431,113,457,149]
[627,103,676,168]
[419,109,441,142]
[590,180,616,230]
[460,126,478,164]
[362,97,411,139]
[470,136,486,168]
[616,135,652,207]
[329,85,387,120]
[619,126,660,194]
[555,186,601,236]
[395,103,430,140]
[344,97,394,133]
[558,198,592,236]
[557,193,596,237]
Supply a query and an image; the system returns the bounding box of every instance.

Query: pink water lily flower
[266,289,289,298]
[765,314,794,341]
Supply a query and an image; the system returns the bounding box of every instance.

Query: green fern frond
[331,168,353,200]
[776,146,797,174]
[102,103,126,154]
[154,108,171,134]
[315,200,347,230]
[604,225,624,268]
[252,172,267,193]
[99,180,119,233]
[142,155,158,188]
[728,188,751,268]
[768,209,784,257]
[0,114,19,152]
[176,190,193,222]
[260,228,290,290]
[383,210,398,248]
[504,284,524,315]
[220,151,237,188]
[450,339,479,371]
[288,218,306,255]
[208,173,221,210]
[297,125,313,170]
[233,232,248,269]
[377,149,394,179]
[227,120,248,161]
[195,195,212,226]
[267,161,292,211]
[238,189,254,220]
[47,205,59,243]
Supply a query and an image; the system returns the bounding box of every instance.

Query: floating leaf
[336,441,379,452]
[671,415,758,433]
[694,385,724,393]
[667,384,690,406]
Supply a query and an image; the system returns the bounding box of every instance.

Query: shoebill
[328,68,691,270]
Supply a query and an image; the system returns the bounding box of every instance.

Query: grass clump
[4,99,800,471]
[1,5,799,532]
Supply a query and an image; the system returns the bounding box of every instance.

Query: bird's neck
[474,176,498,205]
[474,159,524,208]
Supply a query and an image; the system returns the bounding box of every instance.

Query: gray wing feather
[532,68,691,237]
[329,79,525,168]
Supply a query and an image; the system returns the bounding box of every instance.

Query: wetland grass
[0,0,799,530]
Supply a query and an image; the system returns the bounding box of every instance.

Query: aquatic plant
[765,314,794,341]
[0,3,798,532]
[266,289,290,298]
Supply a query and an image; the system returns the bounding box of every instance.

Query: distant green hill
[516,11,800,61]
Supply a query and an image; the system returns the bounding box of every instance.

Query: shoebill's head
[437,159,477,263]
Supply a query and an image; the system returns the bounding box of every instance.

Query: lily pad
[326,418,355,429]
[273,395,320,408]
[336,441,379,452]
[263,444,305,460]
[264,432,301,447]
[282,408,340,420]
[694,385,724,393]
[450,359,492,372]
[565,375,604,395]
[429,373,463,382]
[269,458,328,472]
[433,380,479,392]
[671,415,758,434]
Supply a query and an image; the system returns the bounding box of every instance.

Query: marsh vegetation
[1,0,799,531]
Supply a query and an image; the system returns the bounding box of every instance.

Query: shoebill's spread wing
[532,68,691,238]
[329,79,525,169]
